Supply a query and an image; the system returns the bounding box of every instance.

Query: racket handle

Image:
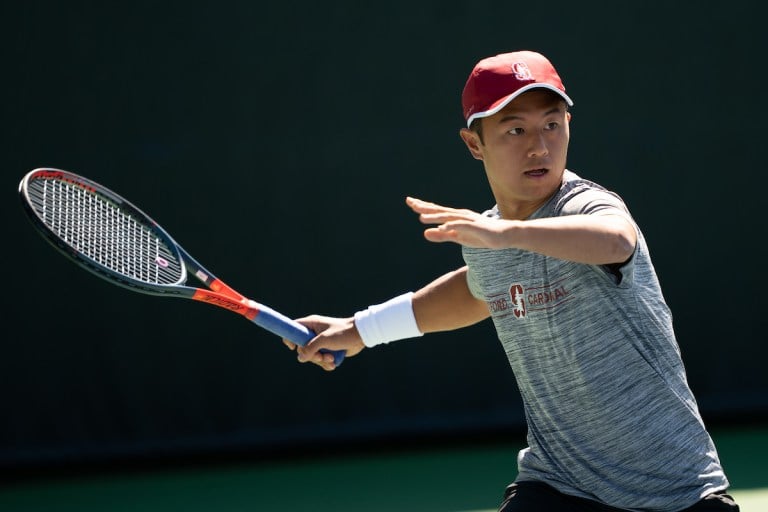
[249,302,346,367]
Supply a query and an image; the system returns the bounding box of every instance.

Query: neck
[497,198,550,220]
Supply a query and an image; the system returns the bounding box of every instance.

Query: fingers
[296,347,338,372]
[423,225,461,243]
[406,196,459,215]
[280,315,334,370]
[406,197,476,225]
[406,196,444,213]
[287,315,364,371]
[296,342,345,372]
[282,338,335,371]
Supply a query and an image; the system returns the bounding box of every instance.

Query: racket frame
[19,168,343,364]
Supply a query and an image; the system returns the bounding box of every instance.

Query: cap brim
[465,84,574,128]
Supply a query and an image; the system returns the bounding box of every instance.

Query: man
[286,51,738,511]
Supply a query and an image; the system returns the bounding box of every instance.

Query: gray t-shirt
[463,170,728,511]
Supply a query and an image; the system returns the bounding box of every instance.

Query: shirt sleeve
[558,185,639,287]
[465,264,483,299]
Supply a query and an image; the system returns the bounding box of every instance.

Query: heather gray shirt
[463,171,728,511]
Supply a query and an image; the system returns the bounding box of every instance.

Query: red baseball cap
[462,51,573,128]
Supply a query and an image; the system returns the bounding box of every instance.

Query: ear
[459,128,484,161]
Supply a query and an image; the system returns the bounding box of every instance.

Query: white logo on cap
[511,62,533,81]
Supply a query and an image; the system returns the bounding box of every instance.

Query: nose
[528,133,549,158]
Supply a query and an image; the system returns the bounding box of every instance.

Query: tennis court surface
[1,423,765,511]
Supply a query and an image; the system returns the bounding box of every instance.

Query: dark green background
[3,1,765,469]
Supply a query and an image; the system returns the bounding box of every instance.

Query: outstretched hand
[406,196,511,249]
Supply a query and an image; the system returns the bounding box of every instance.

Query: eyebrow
[498,106,564,124]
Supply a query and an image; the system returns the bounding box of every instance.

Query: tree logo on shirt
[509,284,527,318]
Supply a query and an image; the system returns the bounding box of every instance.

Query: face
[460,89,571,220]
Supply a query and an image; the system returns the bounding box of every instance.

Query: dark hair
[469,118,485,144]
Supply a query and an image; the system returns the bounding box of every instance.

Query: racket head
[19,168,190,296]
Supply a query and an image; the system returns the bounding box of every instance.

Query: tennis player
[286,50,739,511]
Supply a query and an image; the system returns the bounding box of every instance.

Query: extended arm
[407,197,637,265]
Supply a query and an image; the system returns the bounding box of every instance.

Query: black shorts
[498,481,740,511]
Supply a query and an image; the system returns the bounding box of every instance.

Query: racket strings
[28,178,184,285]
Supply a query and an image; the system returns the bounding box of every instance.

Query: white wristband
[354,292,423,348]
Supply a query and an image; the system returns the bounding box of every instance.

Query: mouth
[524,168,549,177]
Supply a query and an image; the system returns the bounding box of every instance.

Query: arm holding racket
[293,267,489,371]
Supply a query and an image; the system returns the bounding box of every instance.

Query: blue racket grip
[249,301,346,367]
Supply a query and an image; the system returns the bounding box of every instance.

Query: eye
[544,121,559,131]
[507,127,524,136]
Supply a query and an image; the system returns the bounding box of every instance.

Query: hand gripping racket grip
[249,301,346,367]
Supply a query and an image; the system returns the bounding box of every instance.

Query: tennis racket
[18,167,345,367]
